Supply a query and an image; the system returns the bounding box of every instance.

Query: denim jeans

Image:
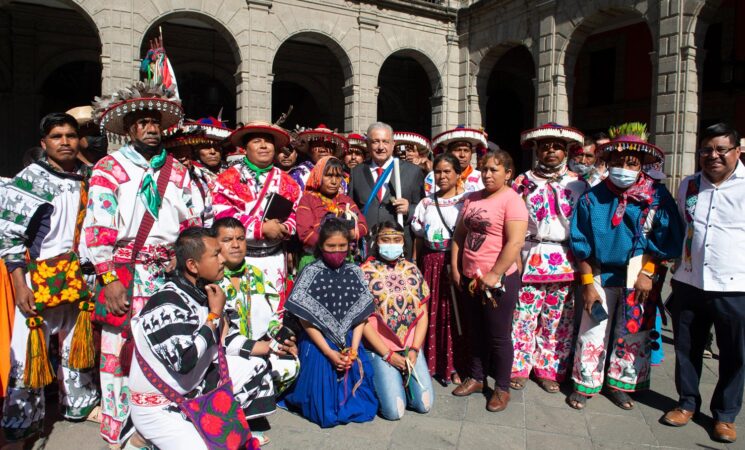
[366,350,434,420]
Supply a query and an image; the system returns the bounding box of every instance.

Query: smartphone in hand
[590,301,608,322]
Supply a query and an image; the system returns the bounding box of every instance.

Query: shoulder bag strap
[134,336,230,403]
[246,169,275,219]
[130,155,174,263]
[134,346,186,405]
[72,176,89,251]
[433,194,455,237]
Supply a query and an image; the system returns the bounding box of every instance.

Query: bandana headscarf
[304,156,333,192]
[284,259,374,349]
[604,171,655,227]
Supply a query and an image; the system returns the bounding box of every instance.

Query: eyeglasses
[698,146,738,157]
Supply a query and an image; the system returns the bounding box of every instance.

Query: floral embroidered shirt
[360,258,429,351]
[83,146,202,275]
[513,169,586,283]
[213,163,301,249]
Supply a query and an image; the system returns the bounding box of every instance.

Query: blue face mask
[378,243,404,261]
[569,159,593,176]
[608,167,640,188]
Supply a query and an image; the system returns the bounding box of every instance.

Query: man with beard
[509,123,587,394]
[0,113,99,447]
[85,82,202,448]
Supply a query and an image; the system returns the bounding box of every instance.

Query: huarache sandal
[536,378,560,394]
[509,377,528,390]
[606,388,635,410]
[567,392,588,410]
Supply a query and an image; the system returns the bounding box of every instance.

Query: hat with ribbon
[394,131,431,154]
[599,122,663,165]
[520,123,584,150]
[346,133,367,150]
[229,120,291,149]
[432,126,487,154]
[92,81,183,137]
[297,124,349,156]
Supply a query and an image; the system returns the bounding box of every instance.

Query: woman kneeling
[362,221,435,420]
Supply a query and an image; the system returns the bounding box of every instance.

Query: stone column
[241,0,273,122]
[652,2,701,190]
[355,11,380,132]
[534,5,568,126]
[342,84,358,133]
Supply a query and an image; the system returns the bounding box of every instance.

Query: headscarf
[604,171,656,227]
[304,155,333,192]
[284,260,374,349]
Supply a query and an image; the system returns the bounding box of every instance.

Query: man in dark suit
[348,122,425,257]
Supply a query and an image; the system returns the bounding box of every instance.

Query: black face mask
[132,139,161,156]
[85,135,109,154]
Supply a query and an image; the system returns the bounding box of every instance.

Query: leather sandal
[509,377,528,390]
[536,378,560,394]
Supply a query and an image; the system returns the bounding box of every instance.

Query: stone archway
[271,32,352,131]
[565,10,655,136]
[377,49,441,137]
[477,45,536,172]
[141,15,240,127]
[697,0,745,135]
[0,1,101,176]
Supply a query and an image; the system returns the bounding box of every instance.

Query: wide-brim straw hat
[520,123,584,150]
[297,124,349,155]
[598,122,663,165]
[394,131,431,153]
[229,121,291,149]
[432,127,487,154]
[93,82,183,136]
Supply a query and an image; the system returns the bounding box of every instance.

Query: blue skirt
[280,331,378,428]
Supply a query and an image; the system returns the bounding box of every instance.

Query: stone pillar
[438,31,461,134]
[241,1,273,122]
[430,95,444,134]
[342,84,358,133]
[652,2,701,191]
[467,93,481,129]
[97,6,139,95]
[534,6,568,126]
[355,11,380,132]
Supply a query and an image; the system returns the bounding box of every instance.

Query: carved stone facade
[0,0,741,187]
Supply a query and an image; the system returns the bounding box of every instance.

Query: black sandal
[606,389,635,410]
[567,392,588,410]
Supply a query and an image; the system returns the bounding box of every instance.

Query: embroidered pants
[131,355,274,450]
[511,282,574,382]
[572,280,652,396]
[2,303,99,441]
[100,255,168,445]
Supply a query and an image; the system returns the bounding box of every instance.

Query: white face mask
[569,159,593,176]
[608,167,640,188]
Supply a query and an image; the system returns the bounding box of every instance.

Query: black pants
[462,272,520,392]
[670,280,745,422]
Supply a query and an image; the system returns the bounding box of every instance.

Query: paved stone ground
[10,323,743,450]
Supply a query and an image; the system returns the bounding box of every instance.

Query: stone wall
[0,0,736,185]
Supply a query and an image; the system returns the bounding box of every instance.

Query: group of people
[0,75,744,450]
